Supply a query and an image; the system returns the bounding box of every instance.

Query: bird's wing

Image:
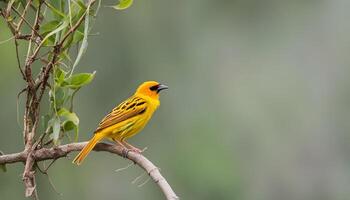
[94,96,147,133]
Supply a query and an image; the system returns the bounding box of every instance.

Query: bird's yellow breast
[104,95,159,141]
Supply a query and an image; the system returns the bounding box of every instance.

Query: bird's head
[135,81,168,99]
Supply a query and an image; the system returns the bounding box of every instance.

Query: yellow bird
[73,81,168,165]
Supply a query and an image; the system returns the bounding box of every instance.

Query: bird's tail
[72,133,105,165]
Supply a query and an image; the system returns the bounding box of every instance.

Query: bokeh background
[1,0,350,199]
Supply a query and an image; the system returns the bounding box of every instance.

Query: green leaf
[42,36,56,46]
[112,0,134,10]
[70,5,90,75]
[55,68,67,85]
[63,120,75,131]
[32,0,40,8]
[60,0,66,13]
[52,117,61,145]
[72,30,84,43]
[45,1,66,19]
[65,122,79,141]
[58,108,80,141]
[58,108,79,126]
[70,0,86,23]
[57,107,68,116]
[59,51,72,63]
[62,121,79,141]
[40,20,60,35]
[62,72,95,89]
[40,20,69,46]
[73,125,79,142]
[54,87,66,108]
[75,0,87,10]
[61,34,74,51]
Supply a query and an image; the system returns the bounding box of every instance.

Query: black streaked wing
[94,96,147,133]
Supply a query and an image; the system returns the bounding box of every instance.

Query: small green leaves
[112,0,134,10]
[54,67,67,85]
[62,72,96,89]
[58,108,79,126]
[43,107,81,145]
[46,67,94,145]
[58,108,79,141]
[45,69,94,144]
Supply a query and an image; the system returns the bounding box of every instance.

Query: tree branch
[0,151,26,164]
[0,142,179,200]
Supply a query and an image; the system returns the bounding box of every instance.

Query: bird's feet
[114,139,146,157]
[121,141,147,157]
[121,146,144,158]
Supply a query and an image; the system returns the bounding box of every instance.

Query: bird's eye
[149,85,159,91]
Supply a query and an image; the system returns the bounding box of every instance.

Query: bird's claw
[121,148,130,158]
[121,147,144,158]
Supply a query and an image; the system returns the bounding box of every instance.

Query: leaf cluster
[36,0,98,145]
[1,0,134,146]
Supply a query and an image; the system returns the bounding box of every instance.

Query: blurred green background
[1,0,350,199]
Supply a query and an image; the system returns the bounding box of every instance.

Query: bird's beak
[157,84,168,93]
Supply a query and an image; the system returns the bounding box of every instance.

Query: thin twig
[37,48,58,102]
[14,39,26,80]
[16,87,27,126]
[0,35,14,44]
[35,162,61,196]
[15,0,33,32]
[115,162,135,172]
[11,6,43,40]
[47,172,62,196]
[132,171,146,184]
[16,34,32,40]
[138,176,151,187]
